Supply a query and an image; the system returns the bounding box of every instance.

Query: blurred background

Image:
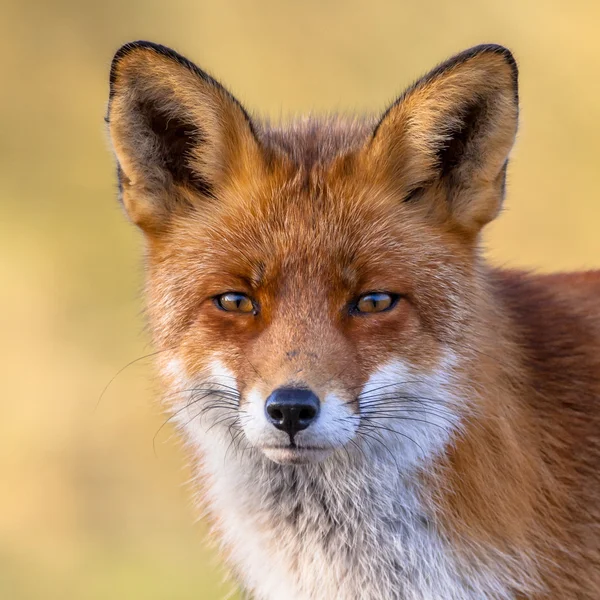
[1,0,599,598]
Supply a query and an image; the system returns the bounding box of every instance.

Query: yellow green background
[2,1,599,598]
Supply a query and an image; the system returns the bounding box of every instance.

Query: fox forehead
[145,133,474,377]
[155,140,468,292]
[149,173,467,342]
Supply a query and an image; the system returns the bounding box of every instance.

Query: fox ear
[107,41,263,232]
[366,44,519,235]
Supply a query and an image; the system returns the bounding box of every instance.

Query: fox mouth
[261,444,334,465]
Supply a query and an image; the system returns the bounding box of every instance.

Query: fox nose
[265,387,320,438]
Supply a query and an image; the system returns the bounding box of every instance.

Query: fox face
[145,157,469,466]
[107,42,517,467]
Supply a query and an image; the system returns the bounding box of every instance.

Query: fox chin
[106,41,600,600]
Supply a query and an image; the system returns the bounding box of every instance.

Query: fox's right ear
[107,41,263,233]
[363,44,519,236]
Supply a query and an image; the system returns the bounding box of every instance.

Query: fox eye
[215,292,256,314]
[354,292,396,314]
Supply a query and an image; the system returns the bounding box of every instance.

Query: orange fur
[107,42,600,599]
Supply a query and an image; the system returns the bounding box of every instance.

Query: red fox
[107,41,600,599]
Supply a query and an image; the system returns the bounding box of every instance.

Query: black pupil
[228,294,245,309]
[364,293,389,311]
[224,293,254,312]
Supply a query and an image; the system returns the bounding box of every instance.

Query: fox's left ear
[107,41,263,233]
[365,44,519,235]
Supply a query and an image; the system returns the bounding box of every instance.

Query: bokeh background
[2,1,599,598]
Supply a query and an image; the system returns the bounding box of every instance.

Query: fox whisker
[358,422,426,459]
[95,346,175,411]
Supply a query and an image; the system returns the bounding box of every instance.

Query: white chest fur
[166,358,525,599]
[193,438,519,600]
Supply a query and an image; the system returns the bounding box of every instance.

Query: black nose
[265,387,320,438]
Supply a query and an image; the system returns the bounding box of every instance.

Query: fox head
[107,42,518,466]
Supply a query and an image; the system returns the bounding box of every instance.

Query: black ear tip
[468,43,518,88]
[106,41,255,132]
[109,41,151,97]
[429,44,518,105]
[108,40,215,102]
[111,40,185,65]
[480,44,517,69]
[109,41,194,97]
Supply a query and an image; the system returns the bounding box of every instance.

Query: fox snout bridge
[265,388,320,438]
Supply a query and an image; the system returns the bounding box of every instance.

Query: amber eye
[215,292,256,314]
[355,292,396,314]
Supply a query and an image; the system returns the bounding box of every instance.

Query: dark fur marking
[136,97,214,197]
[497,160,509,202]
[438,99,486,177]
[403,185,428,203]
[115,164,124,197]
